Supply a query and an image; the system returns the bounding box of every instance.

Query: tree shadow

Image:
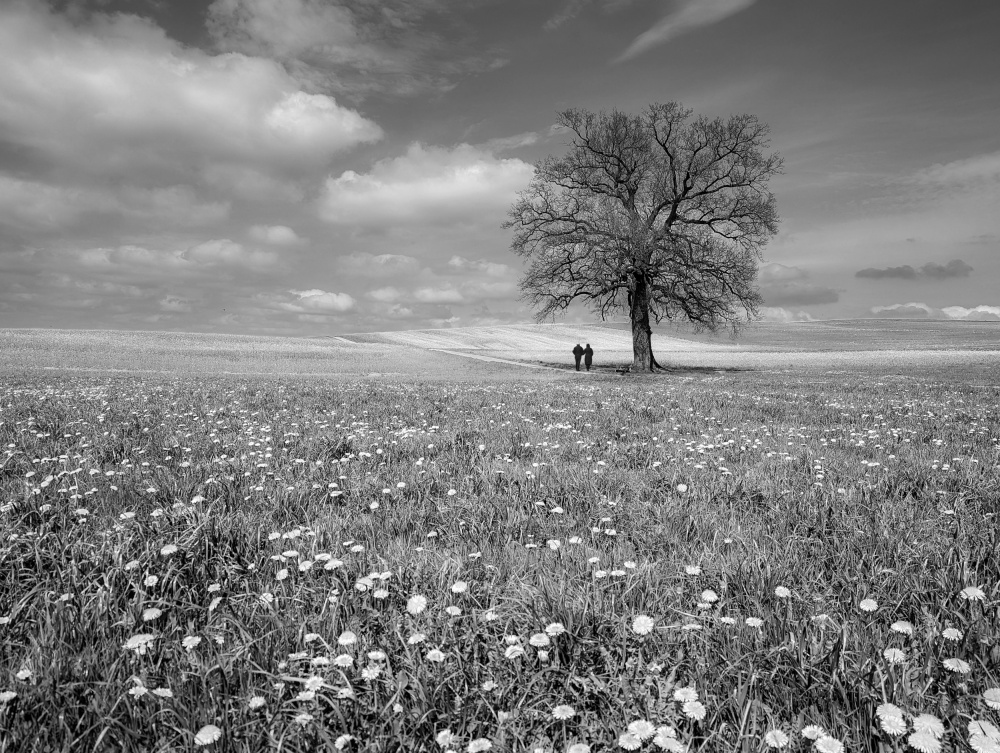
[531,361,755,375]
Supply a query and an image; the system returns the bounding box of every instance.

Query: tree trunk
[630,275,658,372]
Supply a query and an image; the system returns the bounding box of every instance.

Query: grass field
[1,324,999,752]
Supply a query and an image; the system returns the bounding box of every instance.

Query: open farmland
[1,326,999,752]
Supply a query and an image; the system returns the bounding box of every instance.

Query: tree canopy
[505,103,782,371]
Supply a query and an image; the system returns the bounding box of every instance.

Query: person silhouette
[572,343,584,371]
[583,343,594,371]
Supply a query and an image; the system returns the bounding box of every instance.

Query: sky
[1,0,999,334]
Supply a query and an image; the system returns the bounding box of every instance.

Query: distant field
[593,319,1000,352]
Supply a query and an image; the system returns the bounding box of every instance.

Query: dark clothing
[583,345,594,371]
[572,344,584,371]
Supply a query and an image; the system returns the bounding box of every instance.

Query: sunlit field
[1,326,999,752]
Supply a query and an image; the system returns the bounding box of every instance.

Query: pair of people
[572,343,594,371]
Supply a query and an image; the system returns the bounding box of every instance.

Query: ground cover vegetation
[1,371,999,752]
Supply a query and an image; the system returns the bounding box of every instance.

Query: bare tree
[505,103,782,371]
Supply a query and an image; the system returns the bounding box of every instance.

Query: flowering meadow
[1,370,998,752]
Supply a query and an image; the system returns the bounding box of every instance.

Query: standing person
[583,343,594,371]
[572,343,584,371]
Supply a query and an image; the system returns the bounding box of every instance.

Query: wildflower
[567,745,590,753]
[774,586,791,599]
[685,565,701,576]
[123,633,156,655]
[142,607,163,622]
[260,592,274,605]
[882,647,906,664]
[436,730,456,747]
[333,654,354,668]
[968,720,1000,742]
[537,649,549,662]
[451,581,468,594]
[943,657,971,674]
[911,715,945,738]
[407,595,428,615]
[746,617,764,629]
[547,539,561,550]
[529,633,550,647]
[627,720,656,740]
[294,690,316,702]
[907,731,942,753]
[960,586,986,601]
[801,725,825,740]
[545,622,566,636]
[338,630,358,646]
[700,589,719,603]
[275,569,289,581]
[361,665,381,680]
[248,696,265,709]
[880,715,908,736]
[207,583,221,593]
[969,733,1000,753]
[617,732,642,750]
[876,703,904,720]
[983,688,1000,710]
[368,650,387,661]
[683,700,706,721]
[445,606,462,616]
[304,676,324,692]
[194,724,222,746]
[504,645,525,660]
[160,544,178,556]
[128,684,148,698]
[653,729,684,752]
[144,575,159,587]
[673,687,699,702]
[294,713,314,726]
[334,734,353,750]
[814,736,844,753]
[676,484,688,493]
[631,615,655,635]
[408,633,427,644]
[182,636,202,651]
[426,649,445,662]
[373,589,389,599]
[552,705,575,720]
[481,680,497,691]
[859,598,878,612]
[298,560,313,572]
[304,633,320,644]
[764,729,790,748]
[890,620,914,635]
[0,691,17,703]
[719,616,736,625]
[467,739,492,753]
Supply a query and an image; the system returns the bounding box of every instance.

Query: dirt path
[428,349,572,372]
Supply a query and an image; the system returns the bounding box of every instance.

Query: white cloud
[183,239,277,268]
[318,143,534,227]
[368,287,402,302]
[0,3,382,179]
[940,305,1000,321]
[759,306,817,323]
[249,225,303,245]
[414,287,465,304]
[286,289,356,313]
[75,239,276,274]
[448,256,512,277]
[904,151,1000,189]
[616,0,758,62]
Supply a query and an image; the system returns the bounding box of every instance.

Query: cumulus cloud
[869,302,1000,321]
[317,143,534,227]
[759,307,818,323]
[856,259,973,280]
[0,3,381,183]
[249,225,304,245]
[76,240,276,274]
[616,0,758,62]
[447,256,512,277]
[414,287,465,304]
[285,289,356,313]
[207,0,506,97]
[756,263,838,306]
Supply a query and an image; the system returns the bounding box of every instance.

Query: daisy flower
[552,705,575,720]
[529,633,550,647]
[545,622,566,636]
[631,615,655,635]
[859,598,878,612]
[406,595,428,615]
[983,688,1000,710]
[943,657,971,674]
[960,586,986,601]
[907,731,941,753]
[882,647,906,665]
[814,736,844,753]
[673,687,698,702]
[911,714,945,739]
[451,581,468,594]
[801,725,825,740]
[194,724,222,746]
[617,732,642,751]
[764,729,790,748]
[684,565,702,576]
[567,745,590,753]
[467,739,492,753]
[627,720,656,740]
[774,586,791,599]
[436,730,456,747]
[682,700,706,721]
[338,630,358,646]
[880,714,908,736]
[942,627,963,641]
[890,620,914,635]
